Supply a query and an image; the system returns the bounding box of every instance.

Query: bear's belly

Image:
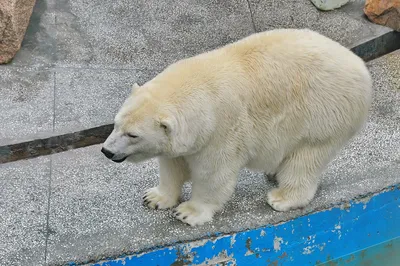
[245,155,282,173]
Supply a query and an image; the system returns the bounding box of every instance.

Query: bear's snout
[101,147,128,163]
[101,147,114,159]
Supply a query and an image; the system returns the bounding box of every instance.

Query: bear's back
[146,29,372,146]
[224,29,372,144]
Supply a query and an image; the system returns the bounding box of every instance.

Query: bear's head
[101,83,175,163]
[101,82,210,163]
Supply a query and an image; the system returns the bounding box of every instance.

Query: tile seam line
[45,8,56,263]
[245,0,258,33]
[52,12,57,134]
[44,157,53,263]
[52,71,56,132]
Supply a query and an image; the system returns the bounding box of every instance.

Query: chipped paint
[302,243,326,255]
[355,194,373,205]
[303,246,313,255]
[278,252,288,259]
[182,239,209,252]
[273,236,283,252]
[355,194,374,211]
[230,235,236,248]
[245,238,254,256]
[193,250,235,266]
[90,186,399,266]
[331,223,342,240]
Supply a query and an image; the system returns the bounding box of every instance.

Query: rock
[0,0,37,64]
[364,0,400,31]
[310,0,350,11]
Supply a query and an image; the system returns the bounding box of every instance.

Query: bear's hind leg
[267,142,338,212]
[143,157,189,210]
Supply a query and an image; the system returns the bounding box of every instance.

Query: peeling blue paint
[89,186,400,266]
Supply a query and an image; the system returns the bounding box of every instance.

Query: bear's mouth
[112,156,127,163]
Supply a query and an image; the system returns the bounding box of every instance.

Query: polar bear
[101,28,372,226]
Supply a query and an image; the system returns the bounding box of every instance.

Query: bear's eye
[127,133,138,138]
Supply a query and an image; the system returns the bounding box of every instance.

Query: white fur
[102,29,372,226]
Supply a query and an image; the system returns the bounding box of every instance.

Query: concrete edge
[1,31,400,164]
[0,124,113,163]
[60,184,400,266]
[350,30,400,62]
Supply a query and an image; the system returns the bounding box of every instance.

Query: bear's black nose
[101,148,114,159]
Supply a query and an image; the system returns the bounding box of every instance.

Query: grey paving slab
[54,0,255,69]
[248,0,392,48]
[45,51,400,265]
[54,68,158,133]
[0,68,54,144]
[0,156,50,266]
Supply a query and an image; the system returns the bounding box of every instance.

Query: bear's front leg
[143,157,189,209]
[174,164,239,226]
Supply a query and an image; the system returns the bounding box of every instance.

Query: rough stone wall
[0,0,36,64]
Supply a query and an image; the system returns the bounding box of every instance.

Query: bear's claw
[173,201,214,226]
[142,187,178,210]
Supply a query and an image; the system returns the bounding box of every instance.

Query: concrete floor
[0,0,399,265]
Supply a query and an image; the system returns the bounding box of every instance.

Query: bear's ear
[131,83,140,92]
[159,116,174,134]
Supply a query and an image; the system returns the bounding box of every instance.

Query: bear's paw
[173,201,214,226]
[143,187,178,210]
[267,188,310,212]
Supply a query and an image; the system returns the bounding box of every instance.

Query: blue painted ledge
[84,185,399,266]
